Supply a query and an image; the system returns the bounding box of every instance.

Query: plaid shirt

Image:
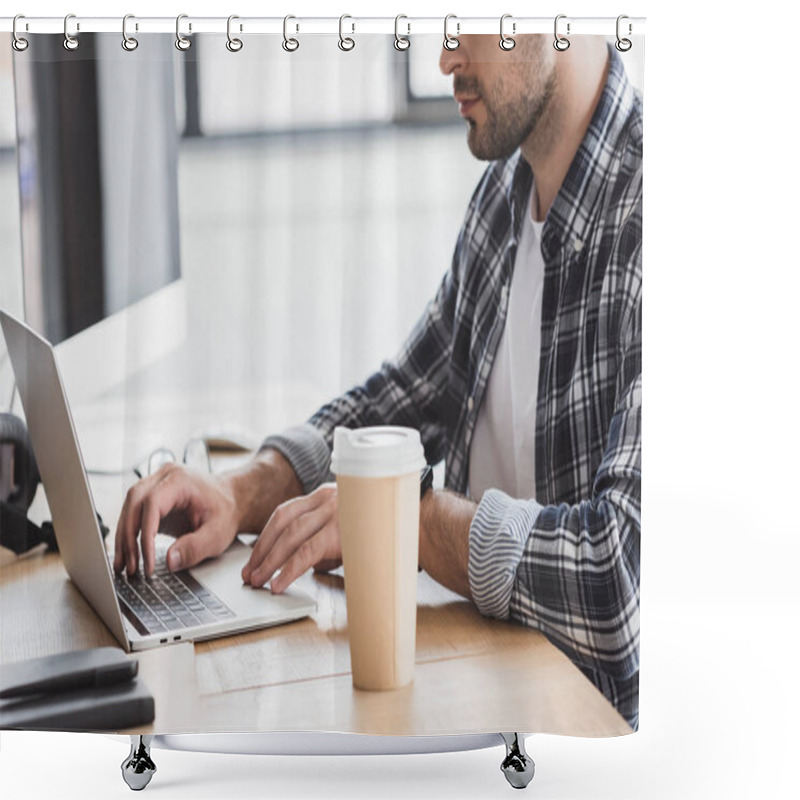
[264,48,642,730]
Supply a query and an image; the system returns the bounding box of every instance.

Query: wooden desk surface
[1,539,631,738]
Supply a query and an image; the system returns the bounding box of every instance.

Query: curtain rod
[1,16,645,37]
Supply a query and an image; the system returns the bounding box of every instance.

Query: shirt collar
[504,46,639,261]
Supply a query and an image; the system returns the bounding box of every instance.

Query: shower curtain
[0,18,643,747]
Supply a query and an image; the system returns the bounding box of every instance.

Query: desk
[1,535,631,738]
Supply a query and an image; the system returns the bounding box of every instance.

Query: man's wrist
[418,489,475,599]
[418,489,435,572]
[223,448,303,533]
[468,490,541,620]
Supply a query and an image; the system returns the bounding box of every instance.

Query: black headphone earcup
[0,412,41,510]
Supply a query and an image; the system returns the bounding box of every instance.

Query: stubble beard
[462,66,557,162]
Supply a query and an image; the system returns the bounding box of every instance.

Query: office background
[1,2,798,799]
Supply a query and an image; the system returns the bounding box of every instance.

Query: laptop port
[173,635,181,641]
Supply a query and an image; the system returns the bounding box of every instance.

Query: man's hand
[113,449,302,577]
[241,483,342,594]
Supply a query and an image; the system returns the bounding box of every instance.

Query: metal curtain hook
[554,14,570,51]
[499,14,515,51]
[443,14,459,51]
[394,14,410,51]
[283,15,299,51]
[615,14,632,52]
[12,14,29,52]
[176,14,191,50]
[338,14,355,51]
[63,13,79,51]
[226,15,243,52]
[122,14,138,51]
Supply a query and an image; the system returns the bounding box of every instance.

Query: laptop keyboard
[114,562,235,637]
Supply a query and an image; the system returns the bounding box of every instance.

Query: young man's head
[439,34,557,162]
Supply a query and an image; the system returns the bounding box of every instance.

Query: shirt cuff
[468,489,542,620]
[259,423,332,495]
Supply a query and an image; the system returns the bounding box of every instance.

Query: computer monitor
[10,34,186,468]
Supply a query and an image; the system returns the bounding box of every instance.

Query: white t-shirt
[468,185,545,502]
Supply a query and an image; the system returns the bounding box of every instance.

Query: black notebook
[0,678,155,731]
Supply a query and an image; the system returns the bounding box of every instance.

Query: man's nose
[439,41,467,76]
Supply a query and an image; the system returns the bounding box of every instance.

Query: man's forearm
[223,448,303,534]
[418,489,476,599]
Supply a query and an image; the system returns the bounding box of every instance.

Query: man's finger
[117,483,147,576]
[165,520,227,573]
[270,530,329,594]
[243,486,334,582]
[113,468,168,574]
[139,484,189,577]
[246,502,331,587]
[313,558,341,574]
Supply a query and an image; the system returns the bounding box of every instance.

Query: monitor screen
[10,34,186,471]
[13,34,181,349]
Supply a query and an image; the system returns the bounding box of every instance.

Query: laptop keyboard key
[114,560,234,636]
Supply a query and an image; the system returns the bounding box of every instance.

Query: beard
[456,63,557,162]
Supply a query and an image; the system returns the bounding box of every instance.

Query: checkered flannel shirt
[263,48,642,730]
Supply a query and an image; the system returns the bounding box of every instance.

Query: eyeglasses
[133,437,212,479]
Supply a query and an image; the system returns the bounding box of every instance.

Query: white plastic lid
[330,426,425,479]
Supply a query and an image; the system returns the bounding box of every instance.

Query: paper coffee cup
[331,426,425,691]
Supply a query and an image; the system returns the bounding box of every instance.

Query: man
[115,34,642,728]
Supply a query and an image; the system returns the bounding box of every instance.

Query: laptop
[0,310,316,652]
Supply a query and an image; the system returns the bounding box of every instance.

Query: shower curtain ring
[176,14,191,50]
[394,15,410,51]
[12,15,29,52]
[338,14,355,51]
[443,14,460,51]
[615,15,632,51]
[63,14,79,51]
[499,14,515,51]
[553,15,570,51]
[283,15,299,51]
[226,15,243,52]
[122,14,138,51]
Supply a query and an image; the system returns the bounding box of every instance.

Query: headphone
[1,412,40,507]
[0,412,56,554]
[0,412,109,555]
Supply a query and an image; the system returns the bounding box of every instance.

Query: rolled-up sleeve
[468,491,542,619]
[259,423,333,495]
